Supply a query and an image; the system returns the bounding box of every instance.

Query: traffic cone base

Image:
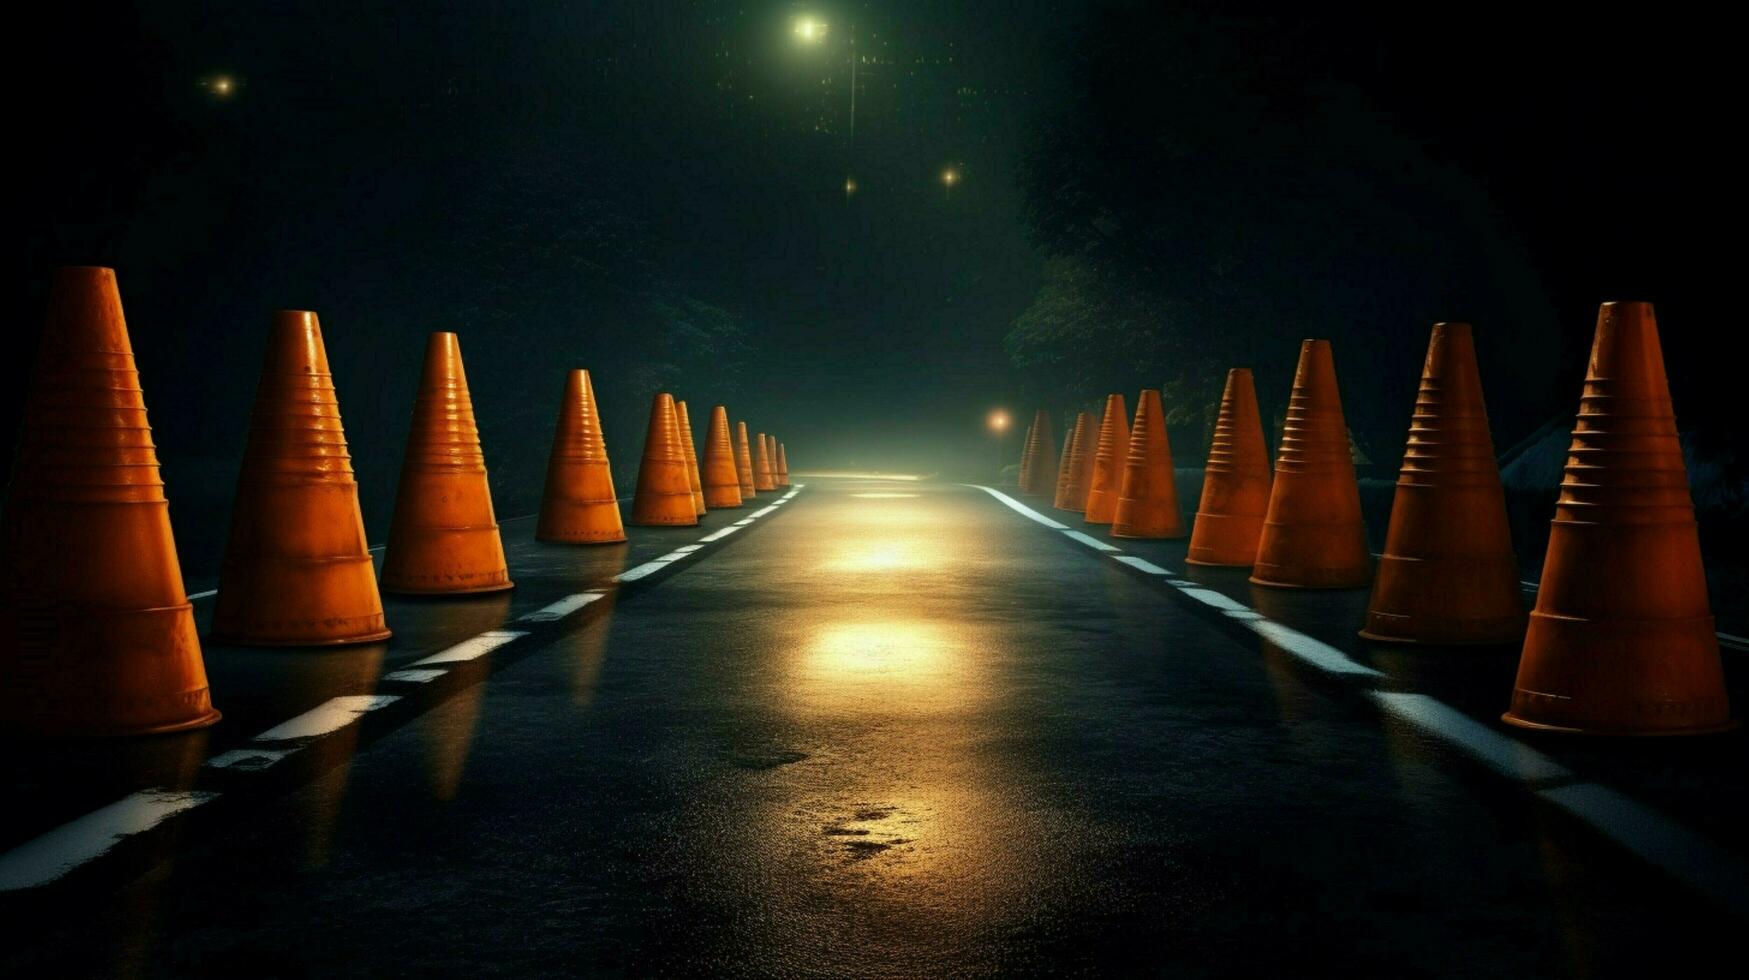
[1504,614,1735,735]
[211,311,391,645]
[1,266,220,734]
[537,370,627,544]
[381,332,513,595]
[1183,514,1261,562]
[1248,523,1372,588]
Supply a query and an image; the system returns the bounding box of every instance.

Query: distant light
[845,175,858,196]
[987,409,1010,433]
[942,168,959,186]
[794,16,827,43]
[207,75,236,97]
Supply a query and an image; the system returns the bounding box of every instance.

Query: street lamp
[987,409,1010,433]
[986,409,1012,481]
[942,167,959,199]
[793,12,859,168]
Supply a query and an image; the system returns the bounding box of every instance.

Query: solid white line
[1063,530,1122,552]
[1175,585,1251,613]
[969,485,1070,530]
[382,668,448,684]
[698,524,743,542]
[407,630,528,667]
[519,592,607,623]
[1372,692,1570,783]
[1245,619,1382,677]
[1540,783,1749,919]
[204,747,297,772]
[0,789,218,892]
[1113,556,1172,575]
[616,560,671,583]
[252,695,401,741]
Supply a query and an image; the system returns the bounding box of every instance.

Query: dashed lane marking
[252,695,401,742]
[407,631,527,668]
[0,790,219,892]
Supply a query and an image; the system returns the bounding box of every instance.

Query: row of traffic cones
[0,268,793,736]
[1019,303,1730,735]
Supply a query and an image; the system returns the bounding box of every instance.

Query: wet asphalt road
[3,477,1747,978]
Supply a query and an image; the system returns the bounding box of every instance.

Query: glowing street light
[987,409,1011,433]
[794,16,828,43]
[942,167,959,199]
[206,74,237,98]
[845,175,858,198]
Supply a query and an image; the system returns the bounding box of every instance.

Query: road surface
[3,477,1747,977]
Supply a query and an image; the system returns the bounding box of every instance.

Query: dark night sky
[6,1,1740,574]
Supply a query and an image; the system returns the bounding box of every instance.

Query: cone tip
[1430,321,1473,336]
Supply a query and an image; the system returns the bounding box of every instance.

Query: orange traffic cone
[1019,410,1057,497]
[380,332,512,595]
[0,267,220,735]
[631,393,699,526]
[1084,394,1130,524]
[702,406,744,508]
[1250,341,1371,588]
[1055,412,1096,512]
[536,369,626,544]
[1362,324,1524,644]
[1112,389,1187,538]
[1187,369,1272,565]
[734,421,758,499]
[676,400,707,516]
[211,311,391,645]
[755,432,778,491]
[778,442,790,487]
[1504,302,1732,734]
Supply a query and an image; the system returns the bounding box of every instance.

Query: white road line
[615,560,671,583]
[968,485,1070,529]
[1063,530,1121,552]
[252,695,401,741]
[1540,783,1749,919]
[1245,619,1382,677]
[408,630,527,667]
[0,789,218,892]
[1174,585,1251,613]
[204,747,297,772]
[382,668,448,684]
[1372,692,1570,783]
[698,524,743,542]
[519,592,608,623]
[188,588,217,600]
[734,518,756,526]
[1113,556,1172,575]
[672,544,704,553]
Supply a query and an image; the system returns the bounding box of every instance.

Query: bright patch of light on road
[826,540,929,572]
[806,621,951,680]
[792,470,923,481]
[850,492,918,499]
